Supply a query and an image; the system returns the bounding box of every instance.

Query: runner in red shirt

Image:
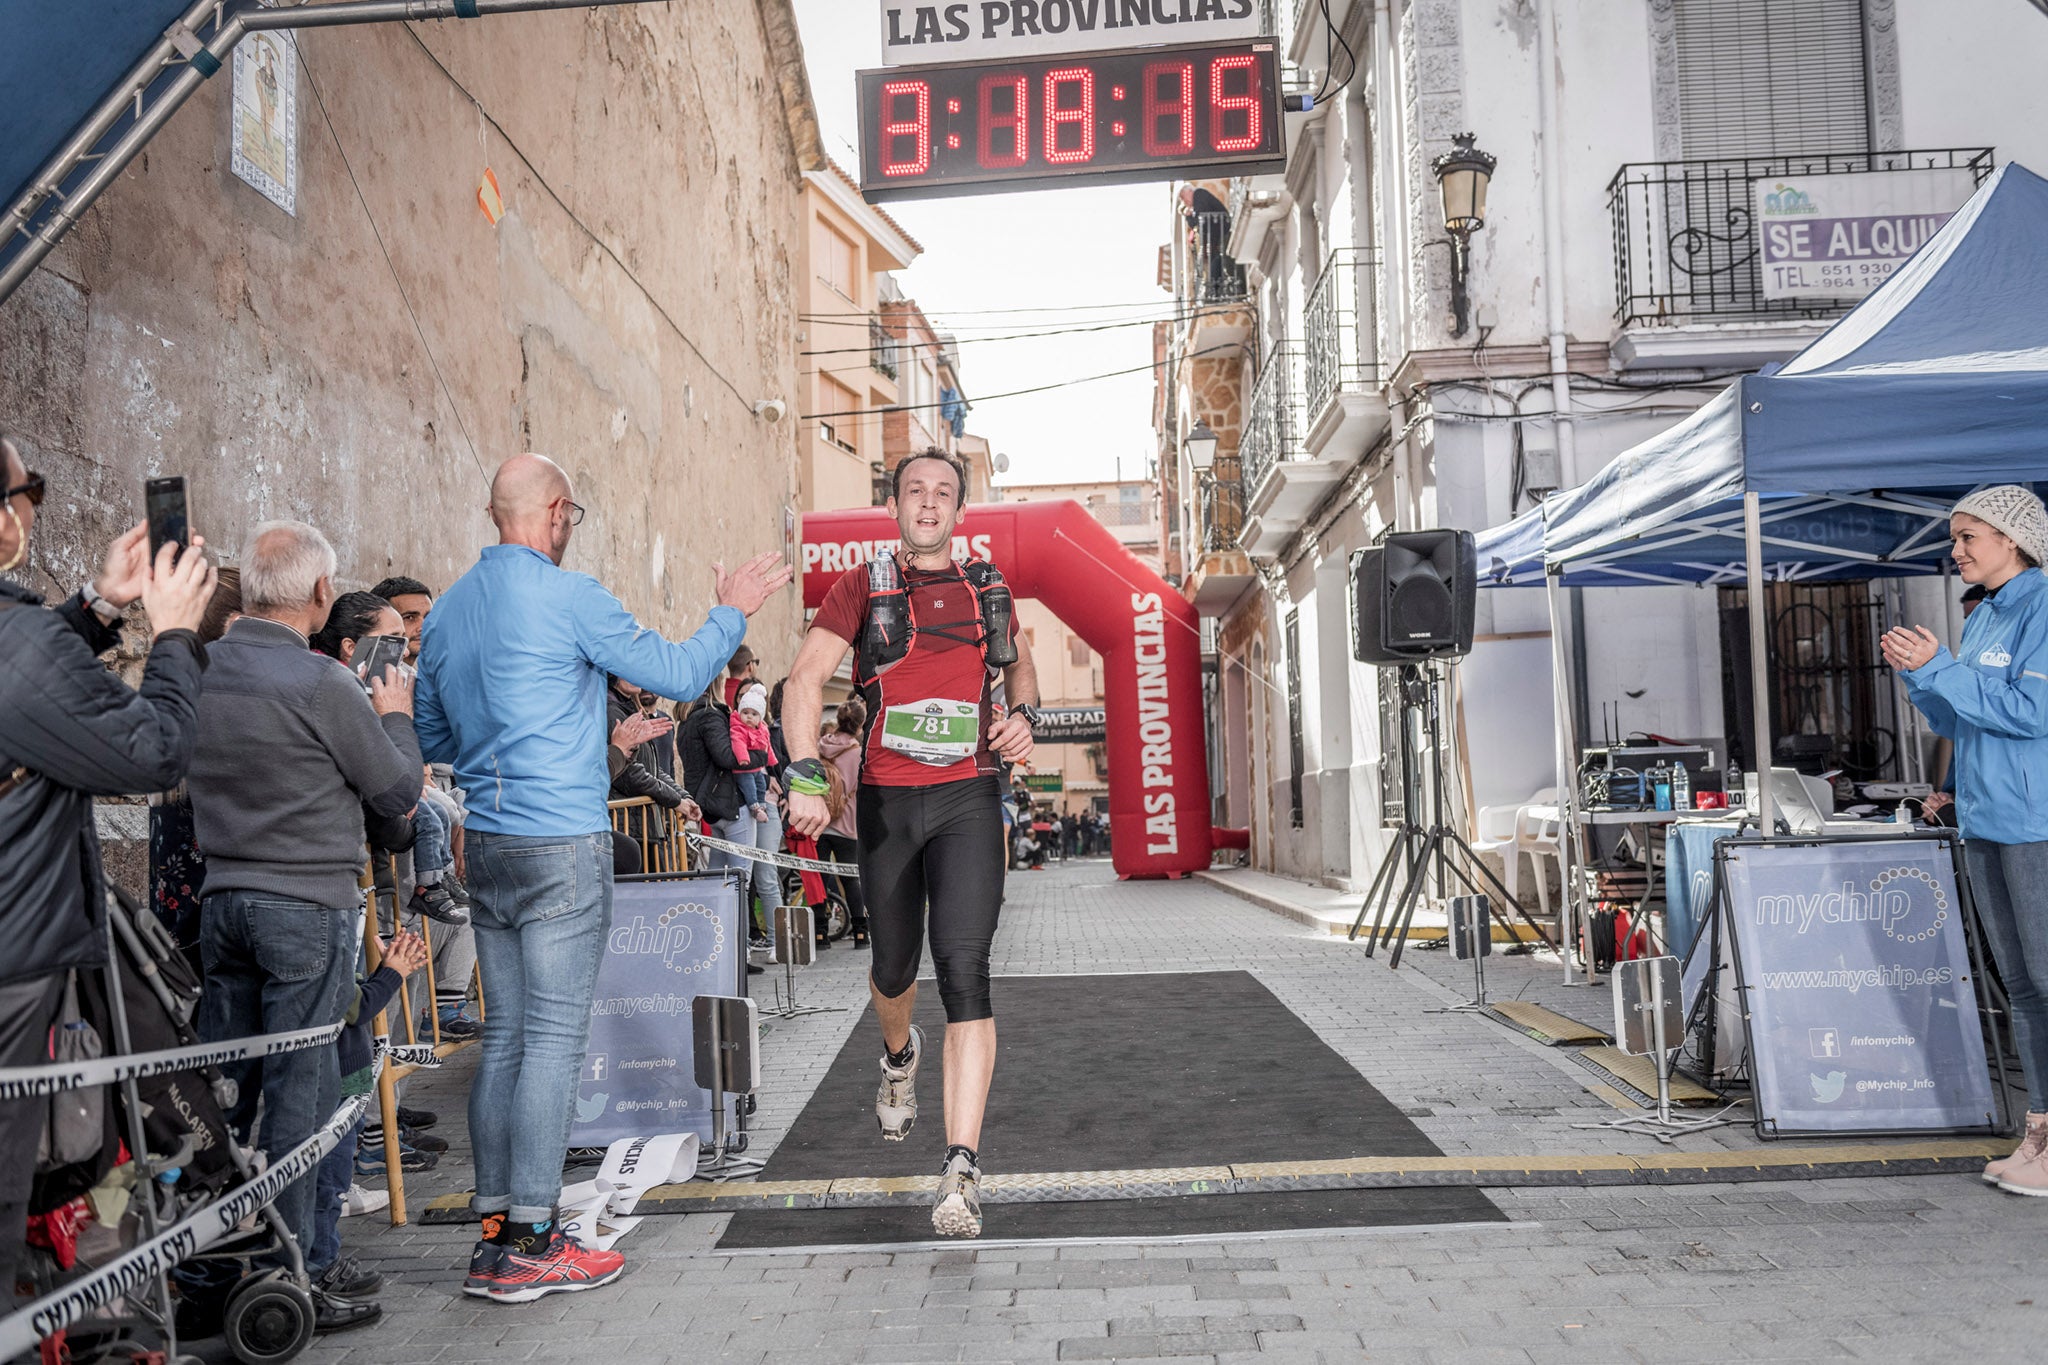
[784,450,1039,1238]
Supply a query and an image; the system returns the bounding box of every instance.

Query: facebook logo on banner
[1723,838,1996,1136]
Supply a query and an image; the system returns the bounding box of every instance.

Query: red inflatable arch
[801,500,1214,880]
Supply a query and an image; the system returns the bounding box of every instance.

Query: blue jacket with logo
[415,545,746,836]
[1904,567,2048,845]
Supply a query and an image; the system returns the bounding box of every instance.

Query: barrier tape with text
[0,1022,345,1100]
[685,832,860,878]
[0,1036,438,1357]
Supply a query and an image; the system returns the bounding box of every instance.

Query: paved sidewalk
[303,859,2048,1364]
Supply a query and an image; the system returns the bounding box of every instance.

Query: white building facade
[1157,0,2048,888]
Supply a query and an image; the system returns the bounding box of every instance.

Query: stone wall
[2,3,814,899]
[1,3,807,660]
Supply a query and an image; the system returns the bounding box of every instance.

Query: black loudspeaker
[1350,529,1477,664]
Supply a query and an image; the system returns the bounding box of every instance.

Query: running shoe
[397,1105,438,1129]
[314,1255,384,1298]
[355,1138,438,1176]
[407,883,470,926]
[875,1025,923,1142]
[400,1124,448,1154]
[310,1284,381,1333]
[339,1183,389,1218]
[483,1232,625,1303]
[463,1238,506,1298]
[932,1149,982,1239]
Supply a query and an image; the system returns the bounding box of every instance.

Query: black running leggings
[857,775,1005,1022]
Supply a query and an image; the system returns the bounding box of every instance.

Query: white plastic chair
[1512,799,1564,918]
[1473,787,1560,913]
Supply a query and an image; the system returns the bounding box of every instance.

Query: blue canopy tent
[1471,161,2048,974]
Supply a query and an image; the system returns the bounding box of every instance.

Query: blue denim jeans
[198,889,356,1264]
[413,797,453,880]
[1968,839,2048,1112]
[716,809,782,928]
[464,831,613,1221]
[308,1113,363,1273]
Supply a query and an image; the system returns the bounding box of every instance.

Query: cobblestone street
[303,860,2048,1363]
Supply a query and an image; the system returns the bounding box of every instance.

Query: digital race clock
[857,38,1284,200]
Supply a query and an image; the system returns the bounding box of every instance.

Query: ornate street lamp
[1184,419,1219,474]
[1430,132,1497,338]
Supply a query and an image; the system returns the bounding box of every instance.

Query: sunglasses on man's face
[3,471,46,507]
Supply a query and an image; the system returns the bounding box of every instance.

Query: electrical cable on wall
[399,24,760,415]
[299,48,488,486]
[800,307,1244,358]
[801,346,1236,423]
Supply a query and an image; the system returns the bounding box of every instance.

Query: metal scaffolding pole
[0,0,658,307]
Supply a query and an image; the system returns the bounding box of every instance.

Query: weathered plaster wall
[1,3,806,668]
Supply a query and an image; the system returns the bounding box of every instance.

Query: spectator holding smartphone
[0,434,218,1304]
[186,521,423,1334]
[415,453,788,1304]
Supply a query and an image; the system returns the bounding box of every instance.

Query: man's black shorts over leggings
[857,775,1004,1023]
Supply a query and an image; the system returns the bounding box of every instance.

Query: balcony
[1607,147,1992,370]
[1186,468,1255,613]
[1300,247,1388,459]
[1239,343,1344,557]
[868,315,898,380]
[1202,474,1243,552]
[1189,210,1247,306]
[1238,344,1301,498]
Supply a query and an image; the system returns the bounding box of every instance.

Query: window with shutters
[814,219,860,299]
[818,374,859,454]
[1672,0,1870,158]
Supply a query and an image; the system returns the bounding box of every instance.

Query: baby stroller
[21,892,321,1364]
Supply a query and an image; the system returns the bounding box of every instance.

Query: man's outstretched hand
[715,552,795,617]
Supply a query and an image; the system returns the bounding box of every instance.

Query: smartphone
[144,476,190,563]
[353,634,408,690]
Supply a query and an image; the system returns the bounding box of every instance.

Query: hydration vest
[854,549,1009,685]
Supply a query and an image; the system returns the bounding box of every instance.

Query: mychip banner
[1721,836,1998,1136]
[571,871,747,1147]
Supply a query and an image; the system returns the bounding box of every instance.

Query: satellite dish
[993,453,1011,474]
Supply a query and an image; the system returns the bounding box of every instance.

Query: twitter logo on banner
[576,1092,610,1123]
[1810,1071,1848,1103]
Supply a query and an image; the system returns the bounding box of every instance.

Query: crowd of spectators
[0,439,789,1345]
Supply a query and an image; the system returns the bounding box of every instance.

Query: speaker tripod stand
[1348,663,1557,968]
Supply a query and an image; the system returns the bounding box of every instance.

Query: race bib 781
[880,698,981,766]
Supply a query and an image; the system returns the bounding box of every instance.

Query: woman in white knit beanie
[1885,484,2048,1194]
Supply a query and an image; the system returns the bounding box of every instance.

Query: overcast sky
[791,0,1169,488]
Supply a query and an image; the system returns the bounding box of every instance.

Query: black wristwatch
[1011,703,1041,730]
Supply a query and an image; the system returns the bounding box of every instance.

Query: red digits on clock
[880,79,931,176]
[978,74,1028,169]
[1209,55,1261,153]
[1142,61,1195,157]
[1043,66,1096,165]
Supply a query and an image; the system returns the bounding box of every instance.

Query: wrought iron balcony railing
[1607,147,1993,327]
[868,315,899,379]
[1238,343,1305,499]
[1202,471,1245,554]
[1188,210,1247,305]
[1303,247,1378,418]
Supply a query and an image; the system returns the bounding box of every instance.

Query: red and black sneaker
[484,1232,625,1304]
[463,1238,507,1298]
